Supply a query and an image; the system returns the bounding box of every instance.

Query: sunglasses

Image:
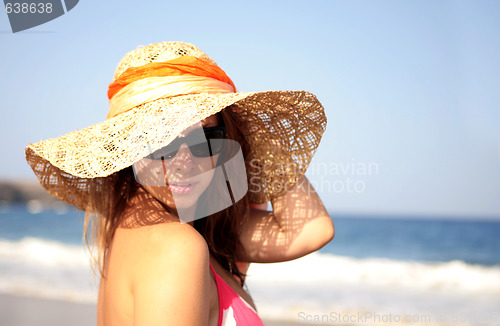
[144,126,226,160]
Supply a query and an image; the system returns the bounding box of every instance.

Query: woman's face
[133,115,221,217]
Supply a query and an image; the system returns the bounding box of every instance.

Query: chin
[153,192,196,209]
[169,198,199,210]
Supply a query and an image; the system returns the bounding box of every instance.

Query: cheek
[190,154,220,175]
[197,159,217,187]
[143,185,174,204]
[209,154,220,169]
[132,159,166,186]
[195,154,219,172]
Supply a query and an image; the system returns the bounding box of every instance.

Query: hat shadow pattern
[243,176,327,261]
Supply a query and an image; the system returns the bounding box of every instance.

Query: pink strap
[209,263,264,326]
[209,263,224,326]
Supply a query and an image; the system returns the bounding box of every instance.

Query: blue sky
[1,0,499,218]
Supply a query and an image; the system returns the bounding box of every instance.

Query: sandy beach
[0,293,96,326]
[0,293,327,326]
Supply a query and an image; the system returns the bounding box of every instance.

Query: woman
[25,41,334,325]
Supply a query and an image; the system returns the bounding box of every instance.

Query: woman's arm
[240,176,334,263]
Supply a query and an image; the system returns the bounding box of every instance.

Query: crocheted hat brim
[25,90,326,209]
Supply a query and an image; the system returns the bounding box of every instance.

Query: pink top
[210,264,265,326]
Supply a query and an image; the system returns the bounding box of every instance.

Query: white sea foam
[246,253,500,324]
[1,237,499,324]
[246,252,500,294]
[0,237,98,302]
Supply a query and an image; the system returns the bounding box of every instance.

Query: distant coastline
[0,181,66,211]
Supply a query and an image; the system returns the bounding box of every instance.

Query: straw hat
[25,41,327,210]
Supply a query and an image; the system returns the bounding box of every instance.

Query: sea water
[1,204,499,325]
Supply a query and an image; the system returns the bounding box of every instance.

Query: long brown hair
[83,106,251,284]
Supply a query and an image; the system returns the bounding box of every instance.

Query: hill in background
[0,181,64,207]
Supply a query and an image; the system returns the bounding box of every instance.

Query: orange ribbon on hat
[108,56,236,100]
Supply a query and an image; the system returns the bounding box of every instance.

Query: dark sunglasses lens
[146,142,179,160]
[189,142,211,157]
[189,129,226,157]
[189,139,226,157]
[145,127,226,159]
[209,138,225,156]
[204,129,225,139]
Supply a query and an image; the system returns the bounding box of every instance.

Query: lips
[167,181,198,194]
[168,179,196,186]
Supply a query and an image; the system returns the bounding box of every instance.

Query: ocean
[1,204,499,325]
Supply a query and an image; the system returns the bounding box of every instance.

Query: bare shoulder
[116,187,209,267]
[129,222,208,267]
[115,216,210,283]
[110,195,211,324]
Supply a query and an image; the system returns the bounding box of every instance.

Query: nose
[169,143,194,171]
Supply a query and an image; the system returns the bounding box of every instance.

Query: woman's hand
[240,176,334,263]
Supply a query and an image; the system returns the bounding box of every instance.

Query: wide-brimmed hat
[25,41,327,210]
